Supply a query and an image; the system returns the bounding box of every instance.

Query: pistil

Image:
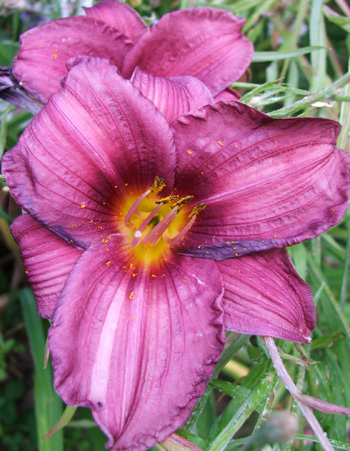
[124,177,165,228]
[123,177,206,254]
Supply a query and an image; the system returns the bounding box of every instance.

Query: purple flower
[2,0,253,110]
[2,57,350,450]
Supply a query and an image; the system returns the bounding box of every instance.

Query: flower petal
[11,214,81,319]
[3,56,176,249]
[13,16,132,103]
[172,101,350,256]
[214,87,240,102]
[49,236,224,449]
[0,65,44,113]
[131,67,214,123]
[84,0,147,43]
[218,249,316,343]
[122,8,253,96]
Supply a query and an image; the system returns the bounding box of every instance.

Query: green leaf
[252,46,324,62]
[207,363,278,451]
[311,331,345,350]
[326,14,350,32]
[19,288,63,451]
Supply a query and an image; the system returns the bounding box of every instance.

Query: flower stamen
[131,204,163,247]
[165,203,206,246]
[141,208,178,246]
[124,177,165,228]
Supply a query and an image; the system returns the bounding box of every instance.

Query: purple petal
[13,16,132,103]
[84,0,147,43]
[172,101,350,254]
[3,56,176,249]
[49,235,224,449]
[11,214,81,319]
[0,65,44,114]
[214,87,240,102]
[122,8,253,96]
[131,67,214,123]
[218,249,316,343]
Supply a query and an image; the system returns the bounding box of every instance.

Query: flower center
[121,177,205,266]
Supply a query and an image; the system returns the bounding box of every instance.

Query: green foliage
[0,0,350,450]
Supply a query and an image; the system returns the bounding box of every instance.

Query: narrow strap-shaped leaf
[19,288,63,451]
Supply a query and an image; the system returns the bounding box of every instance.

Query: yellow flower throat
[120,177,205,266]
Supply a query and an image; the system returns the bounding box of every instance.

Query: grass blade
[19,287,63,451]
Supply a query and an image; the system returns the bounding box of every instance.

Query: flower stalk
[264,337,350,451]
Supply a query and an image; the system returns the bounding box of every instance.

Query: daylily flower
[2,57,350,450]
[0,0,253,112]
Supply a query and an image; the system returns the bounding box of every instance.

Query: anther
[172,196,193,212]
[124,177,165,227]
[155,195,179,204]
[148,176,166,197]
[189,203,206,219]
[165,203,206,246]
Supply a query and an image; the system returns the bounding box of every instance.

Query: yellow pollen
[273,234,277,238]
[155,195,179,205]
[129,292,134,300]
[149,176,165,196]
[187,151,192,155]
[218,141,223,146]
[172,195,193,212]
[182,279,188,283]
[234,144,238,148]
[151,274,157,278]
[189,202,206,219]
[198,245,202,249]
[80,204,86,208]
[25,270,28,274]
[53,54,58,59]
[125,183,128,186]
[235,253,239,256]
[106,261,111,266]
